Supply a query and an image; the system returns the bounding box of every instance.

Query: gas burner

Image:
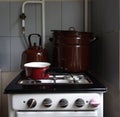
[64,74,89,83]
[18,74,93,85]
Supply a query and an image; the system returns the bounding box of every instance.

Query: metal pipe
[21,0,45,48]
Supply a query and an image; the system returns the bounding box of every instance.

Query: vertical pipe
[21,0,45,48]
[42,0,45,48]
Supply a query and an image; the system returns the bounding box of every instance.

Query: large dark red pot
[51,28,96,72]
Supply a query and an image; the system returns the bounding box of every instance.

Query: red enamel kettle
[21,34,48,69]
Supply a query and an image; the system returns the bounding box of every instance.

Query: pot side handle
[90,36,97,43]
[68,27,76,31]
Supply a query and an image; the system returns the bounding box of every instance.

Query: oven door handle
[16,111,98,117]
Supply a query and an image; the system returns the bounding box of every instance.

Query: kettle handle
[28,34,41,47]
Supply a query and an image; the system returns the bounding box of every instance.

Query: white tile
[10,1,23,36]
[45,1,62,37]
[36,4,42,34]
[0,37,11,71]
[61,0,84,31]
[0,2,10,36]
[11,37,25,71]
[25,3,36,35]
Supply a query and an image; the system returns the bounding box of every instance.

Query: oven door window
[16,111,97,117]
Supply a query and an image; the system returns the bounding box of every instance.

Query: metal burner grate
[18,74,93,85]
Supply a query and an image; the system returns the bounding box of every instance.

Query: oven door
[16,111,98,117]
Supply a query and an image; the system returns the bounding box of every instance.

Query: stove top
[18,74,93,85]
[4,69,107,94]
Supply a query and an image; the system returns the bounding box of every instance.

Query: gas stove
[4,69,107,117]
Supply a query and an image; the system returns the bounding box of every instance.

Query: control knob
[27,98,37,108]
[89,99,100,107]
[59,98,68,108]
[43,98,52,107]
[75,98,85,107]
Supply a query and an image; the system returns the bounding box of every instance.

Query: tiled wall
[0,0,84,71]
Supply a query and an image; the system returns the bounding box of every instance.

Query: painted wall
[91,0,120,117]
[0,0,84,71]
[91,0,119,88]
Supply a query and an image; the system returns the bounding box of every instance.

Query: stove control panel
[11,93,102,111]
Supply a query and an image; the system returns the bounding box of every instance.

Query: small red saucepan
[24,62,51,80]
